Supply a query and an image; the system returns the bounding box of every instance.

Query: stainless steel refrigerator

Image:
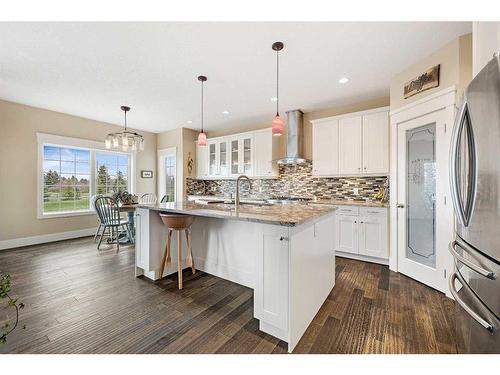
[449,53,500,353]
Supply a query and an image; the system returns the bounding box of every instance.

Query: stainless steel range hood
[275,109,310,165]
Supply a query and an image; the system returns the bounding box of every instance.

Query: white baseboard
[0,228,96,251]
[336,251,389,266]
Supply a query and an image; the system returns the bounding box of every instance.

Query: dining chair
[94,196,132,252]
[160,195,169,203]
[139,193,157,204]
[91,194,105,242]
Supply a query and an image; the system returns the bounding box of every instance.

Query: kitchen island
[134,201,336,352]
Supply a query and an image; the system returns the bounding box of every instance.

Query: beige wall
[390,33,472,110]
[157,128,183,201]
[206,96,390,160]
[0,99,157,241]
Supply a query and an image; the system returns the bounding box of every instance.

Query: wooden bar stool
[159,213,195,289]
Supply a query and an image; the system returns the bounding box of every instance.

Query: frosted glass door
[406,123,436,268]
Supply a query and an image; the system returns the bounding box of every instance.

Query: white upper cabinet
[338,116,362,175]
[196,144,208,179]
[254,129,279,178]
[362,111,389,175]
[217,138,229,177]
[206,137,229,177]
[229,135,253,177]
[473,22,500,76]
[196,128,278,180]
[311,107,389,177]
[312,119,338,176]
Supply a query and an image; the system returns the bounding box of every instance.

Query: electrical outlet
[353,188,359,195]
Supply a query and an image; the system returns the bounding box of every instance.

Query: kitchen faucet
[235,175,251,210]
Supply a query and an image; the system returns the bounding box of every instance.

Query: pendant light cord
[201,79,204,133]
[124,110,127,131]
[276,49,279,116]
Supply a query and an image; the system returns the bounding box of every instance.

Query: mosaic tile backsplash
[186,161,389,202]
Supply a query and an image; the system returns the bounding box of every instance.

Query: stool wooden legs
[185,229,195,275]
[159,227,196,290]
[177,230,183,289]
[159,229,172,279]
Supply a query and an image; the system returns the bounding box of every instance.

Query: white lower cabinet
[336,214,358,254]
[334,206,388,260]
[358,212,388,259]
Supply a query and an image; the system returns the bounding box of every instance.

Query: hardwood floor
[0,237,457,354]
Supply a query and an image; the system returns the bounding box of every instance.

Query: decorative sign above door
[404,65,440,99]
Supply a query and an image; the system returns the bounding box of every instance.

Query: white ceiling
[0,22,471,133]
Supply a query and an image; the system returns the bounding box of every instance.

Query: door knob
[397,203,404,208]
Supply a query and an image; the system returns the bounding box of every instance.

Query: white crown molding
[0,228,95,251]
[310,106,390,125]
[389,85,457,124]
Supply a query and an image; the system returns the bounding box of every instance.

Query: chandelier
[105,106,144,151]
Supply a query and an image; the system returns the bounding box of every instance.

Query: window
[96,152,129,195]
[158,148,176,203]
[38,133,133,218]
[43,145,91,213]
[164,154,176,202]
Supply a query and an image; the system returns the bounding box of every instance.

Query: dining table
[120,203,137,243]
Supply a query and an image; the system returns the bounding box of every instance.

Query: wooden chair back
[94,196,121,226]
[140,193,157,204]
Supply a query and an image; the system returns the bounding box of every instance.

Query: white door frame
[389,86,457,297]
[157,147,177,203]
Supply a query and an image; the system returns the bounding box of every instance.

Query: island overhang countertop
[137,201,337,226]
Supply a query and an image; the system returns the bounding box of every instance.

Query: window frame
[157,147,177,203]
[37,133,136,219]
[95,149,132,197]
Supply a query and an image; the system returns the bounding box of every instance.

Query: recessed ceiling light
[222,110,230,115]
[186,120,193,124]
[270,97,278,102]
[339,77,349,84]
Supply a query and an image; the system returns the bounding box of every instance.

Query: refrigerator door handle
[463,103,478,226]
[450,101,468,226]
[449,272,497,333]
[449,240,497,280]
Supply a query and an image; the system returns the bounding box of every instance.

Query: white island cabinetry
[134,204,336,352]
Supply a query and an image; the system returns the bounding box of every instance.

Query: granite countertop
[307,199,389,208]
[186,195,389,208]
[138,201,336,227]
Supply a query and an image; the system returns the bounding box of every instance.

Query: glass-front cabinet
[208,138,229,177]
[229,134,253,177]
[208,141,217,176]
[198,131,270,179]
